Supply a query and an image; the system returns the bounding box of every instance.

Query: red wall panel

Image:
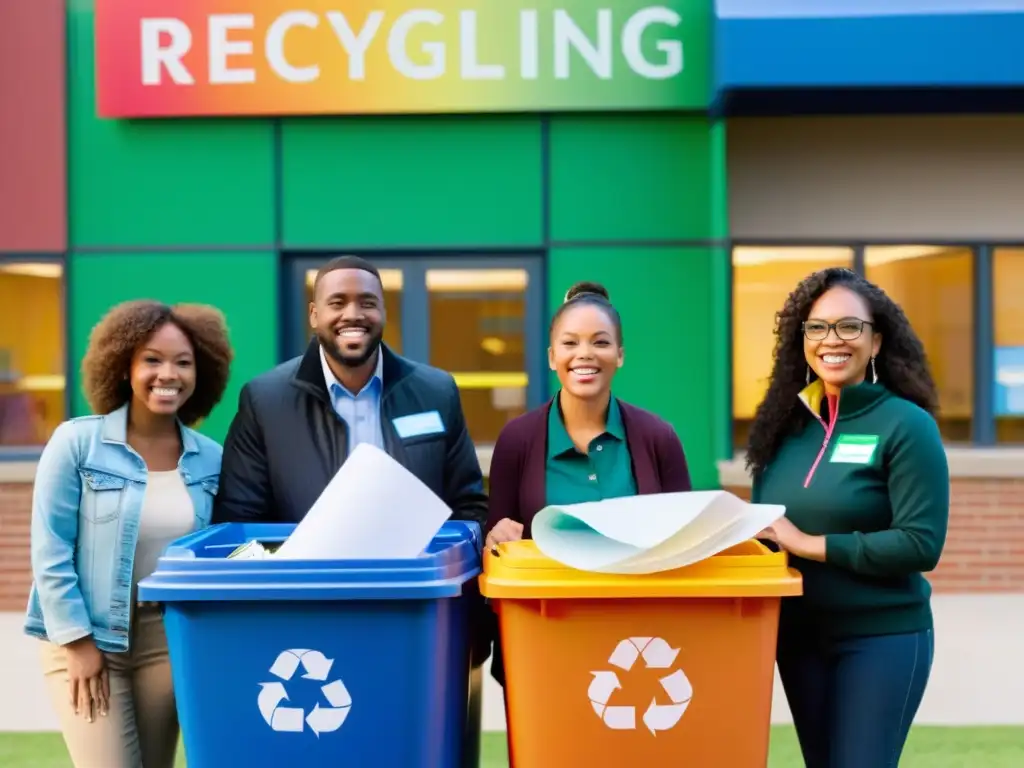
[0,2,67,252]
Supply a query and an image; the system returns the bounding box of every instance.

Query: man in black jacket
[211,255,488,528]
[212,257,489,766]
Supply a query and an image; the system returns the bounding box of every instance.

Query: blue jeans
[777,627,934,768]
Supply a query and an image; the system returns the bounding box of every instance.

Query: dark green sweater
[753,381,949,639]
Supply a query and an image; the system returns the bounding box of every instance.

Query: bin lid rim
[138,568,482,601]
[478,571,803,599]
[479,539,804,597]
[154,543,480,570]
[141,520,483,595]
[155,520,480,566]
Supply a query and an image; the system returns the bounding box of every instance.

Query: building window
[288,255,544,451]
[731,246,854,450]
[427,268,529,445]
[865,246,974,442]
[0,260,65,449]
[994,248,1024,444]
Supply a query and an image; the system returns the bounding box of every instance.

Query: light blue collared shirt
[320,345,385,453]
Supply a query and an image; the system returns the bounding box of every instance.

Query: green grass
[1,728,1023,767]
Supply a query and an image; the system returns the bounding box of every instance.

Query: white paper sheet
[602,493,785,573]
[531,491,785,574]
[271,443,453,561]
[609,504,788,574]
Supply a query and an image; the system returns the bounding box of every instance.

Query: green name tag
[830,434,879,464]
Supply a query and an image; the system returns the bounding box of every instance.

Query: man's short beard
[318,329,383,369]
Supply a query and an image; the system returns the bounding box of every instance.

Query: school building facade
[1,0,1022,610]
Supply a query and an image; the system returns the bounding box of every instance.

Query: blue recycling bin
[137,520,484,768]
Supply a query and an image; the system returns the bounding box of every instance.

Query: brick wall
[2,476,1022,612]
[726,477,1024,593]
[0,483,32,612]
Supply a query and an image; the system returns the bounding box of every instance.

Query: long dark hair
[745,267,939,478]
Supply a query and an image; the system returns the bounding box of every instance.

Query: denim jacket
[24,404,222,653]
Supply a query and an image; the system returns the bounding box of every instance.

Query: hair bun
[564,281,610,303]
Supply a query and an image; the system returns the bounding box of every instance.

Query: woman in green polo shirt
[749,267,948,768]
[484,281,692,687]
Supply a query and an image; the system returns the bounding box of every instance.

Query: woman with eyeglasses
[748,268,948,768]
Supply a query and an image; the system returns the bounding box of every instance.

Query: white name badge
[830,434,880,464]
[393,411,445,439]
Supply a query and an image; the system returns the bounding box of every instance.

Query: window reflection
[0,262,65,447]
[994,248,1024,444]
[427,268,528,445]
[866,246,973,442]
[731,247,854,450]
[304,267,403,354]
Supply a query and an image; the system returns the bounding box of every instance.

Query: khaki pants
[40,605,179,768]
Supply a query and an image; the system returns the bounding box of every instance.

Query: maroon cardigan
[484,398,693,539]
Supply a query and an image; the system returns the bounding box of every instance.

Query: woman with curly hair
[749,267,948,768]
[24,300,233,768]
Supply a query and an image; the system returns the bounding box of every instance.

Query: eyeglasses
[802,318,873,341]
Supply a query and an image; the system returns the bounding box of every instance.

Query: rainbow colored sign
[94,0,710,117]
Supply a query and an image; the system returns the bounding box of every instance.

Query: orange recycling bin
[480,539,802,767]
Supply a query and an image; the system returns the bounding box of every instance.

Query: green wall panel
[550,116,719,242]
[281,117,543,248]
[547,246,729,489]
[69,252,279,444]
[709,121,729,241]
[707,121,732,461]
[67,8,274,248]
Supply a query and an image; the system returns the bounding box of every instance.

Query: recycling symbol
[588,637,693,735]
[258,649,352,737]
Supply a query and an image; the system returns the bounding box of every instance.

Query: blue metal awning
[715,0,1024,106]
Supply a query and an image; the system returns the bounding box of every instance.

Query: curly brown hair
[745,267,939,479]
[81,300,234,426]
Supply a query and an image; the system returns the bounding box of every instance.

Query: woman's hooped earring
[871,356,878,384]
[806,366,811,385]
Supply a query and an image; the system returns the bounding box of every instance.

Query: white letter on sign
[267,11,319,83]
[209,14,256,84]
[327,11,385,81]
[622,7,682,79]
[554,10,612,80]
[388,11,445,80]
[519,10,539,80]
[459,11,504,80]
[141,18,194,86]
